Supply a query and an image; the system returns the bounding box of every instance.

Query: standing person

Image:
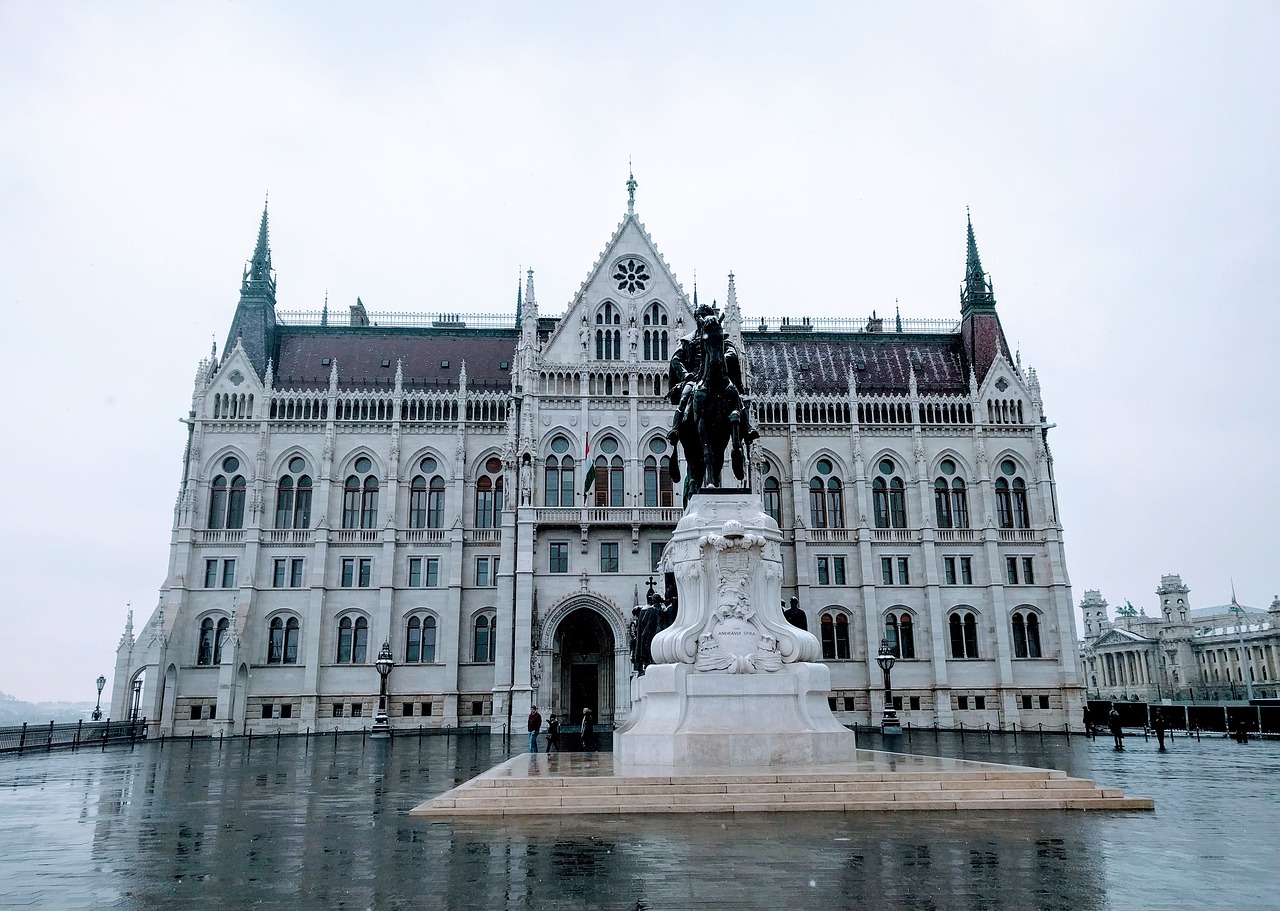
[580,707,594,753]
[1108,705,1124,750]
[546,714,560,754]
[527,705,542,754]
[1153,712,1167,750]
[1082,704,1093,738]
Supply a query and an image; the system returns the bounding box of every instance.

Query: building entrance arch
[539,595,630,728]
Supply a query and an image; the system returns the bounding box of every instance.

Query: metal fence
[0,719,149,755]
[1087,700,1280,736]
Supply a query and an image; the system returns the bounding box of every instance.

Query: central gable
[541,213,693,364]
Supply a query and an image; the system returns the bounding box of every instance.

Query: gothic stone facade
[113,194,1085,735]
[1080,574,1280,703]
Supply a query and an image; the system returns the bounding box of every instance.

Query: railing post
[75,719,83,749]
[18,722,27,754]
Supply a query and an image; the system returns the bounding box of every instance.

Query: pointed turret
[248,199,273,282]
[514,270,523,328]
[225,198,279,378]
[523,268,538,322]
[958,210,1011,386]
[961,208,995,314]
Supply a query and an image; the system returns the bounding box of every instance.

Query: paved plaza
[0,729,1276,910]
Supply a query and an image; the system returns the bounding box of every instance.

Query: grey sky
[1,3,1276,703]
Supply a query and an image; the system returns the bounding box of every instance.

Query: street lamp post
[92,675,106,722]
[372,642,394,739]
[876,638,901,735]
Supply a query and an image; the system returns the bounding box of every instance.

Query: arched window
[593,437,624,507]
[213,617,229,665]
[935,460,969,530]
[405,615,437,664]
[643,302,669,361]
[1012,478,1030,529]
[643,454,673,507]
[810,478,827,528]
[275,456,312,529]
[885,611,916,659]
[197,617,216,665]
[544,437,575,507]
[268,617,300,664]
[872,478,889,528]
[934,478,952,528]
[207,456,246,530]
[763,475,782,525]
[1012,610,1042,659]
[473,613,496,663]
[820,612,851,660]
[342,457,378,529]
[475,456,504,527]
[595,302,622,360]
[873,458,906,528]
[949,611,980,659]
[809,459,841,528]
[996,460,1030,529]
[337,616,369,664]
[409,476,428,528]
[951,478,969,529]
[428,476,446,528]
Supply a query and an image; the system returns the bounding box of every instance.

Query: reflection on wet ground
[0,729,1276,910]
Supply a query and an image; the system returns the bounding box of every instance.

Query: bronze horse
[669,311,748,495]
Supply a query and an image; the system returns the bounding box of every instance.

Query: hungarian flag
[583,440,594,503]
[1231,582,1244,615]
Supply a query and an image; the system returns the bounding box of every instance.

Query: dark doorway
[553,607,614,725]
[570,665,599,719]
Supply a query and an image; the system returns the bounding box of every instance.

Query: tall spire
[961,208,995,313]
[626,163,637,216]
[249,195,272,282]
[524,267,537,319]
[514,268,523,327]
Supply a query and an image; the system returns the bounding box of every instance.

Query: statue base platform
[614,662,857,767]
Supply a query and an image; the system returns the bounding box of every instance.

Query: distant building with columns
[113,179,1086,734]
[1080,574,1280,702]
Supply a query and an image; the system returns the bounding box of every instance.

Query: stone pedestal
[615,492,857,766]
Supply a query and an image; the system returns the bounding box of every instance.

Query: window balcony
[465,528,503,546]
[936,529,978,543]
[870,529,916,544]
[199,529,244,545]
[998,529,1040,544]
[262,529,312,546]
[332,529,380,545]
[533,506,682,527]
[809,528,857,545]
[400,529,449,546]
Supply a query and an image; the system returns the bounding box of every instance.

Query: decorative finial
[626,162,637,216]
[321,290,329,327]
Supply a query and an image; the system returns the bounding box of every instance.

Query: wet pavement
[1,728,1276,910]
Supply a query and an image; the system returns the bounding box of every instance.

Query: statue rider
[666,303,756,446]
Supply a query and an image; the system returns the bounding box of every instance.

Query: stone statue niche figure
[665,304,758,497]
[783,597,808,631]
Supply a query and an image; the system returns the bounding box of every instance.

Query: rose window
[613,258,651,294]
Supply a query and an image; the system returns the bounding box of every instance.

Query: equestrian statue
[666,303,758,496]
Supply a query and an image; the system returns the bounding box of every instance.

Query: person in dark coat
[580,707,595,753]
[1082,704,1093,737]
[1153,712,1167,750]
[1108,705,1124,750]
[783,597,808,631]
[527,706,542,753]
[545,714,560,754]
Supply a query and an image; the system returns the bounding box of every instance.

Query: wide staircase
[412,755,1154,816]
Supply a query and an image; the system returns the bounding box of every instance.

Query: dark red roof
[274,327,518,391]
[744,332,970,396]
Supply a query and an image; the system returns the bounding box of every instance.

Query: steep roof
[744,331,969,396]
[273,326,517,390]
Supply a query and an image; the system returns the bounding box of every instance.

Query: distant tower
[1080,590,1109,643]
[1157,574,1191,623]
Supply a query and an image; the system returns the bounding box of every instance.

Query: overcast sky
[1,3,1276,703]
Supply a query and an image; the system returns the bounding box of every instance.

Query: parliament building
[113,180,1086,735]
